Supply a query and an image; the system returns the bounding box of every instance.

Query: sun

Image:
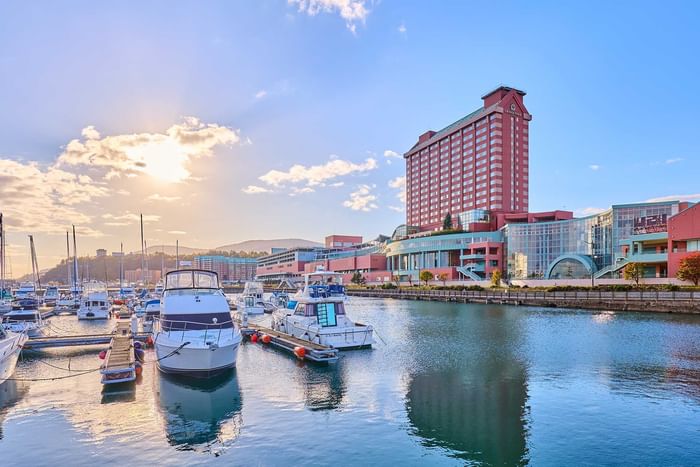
[126,140,192,183]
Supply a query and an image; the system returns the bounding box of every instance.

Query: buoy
[250,333,259,343]
[261,334,271,344]
[146,336,154,347]
[293,346,306,360]
[135,365,143,376]
[98,350,107,360]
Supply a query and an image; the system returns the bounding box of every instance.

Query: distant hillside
[145,245,208,255]
[215,238,322,253]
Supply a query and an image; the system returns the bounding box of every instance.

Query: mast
[140,213,145,285]
[161,244,164,280]
[144,240,150,286]
[119,242,124,289]
[65,230,71,287]
[72,225,79,291]
[0,213,4,298]
[176,239,179,271]
[29,234,41,289]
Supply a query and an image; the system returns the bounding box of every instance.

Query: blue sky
[1,0,699,274]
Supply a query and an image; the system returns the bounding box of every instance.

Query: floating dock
[100,320,136,385]
[23,332,150,349]
[242,323,339,364]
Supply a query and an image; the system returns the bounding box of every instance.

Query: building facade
[405,86,531,230]
[193,255,258,283]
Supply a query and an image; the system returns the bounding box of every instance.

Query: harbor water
[1,297,700,465]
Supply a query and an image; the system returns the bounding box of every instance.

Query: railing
[346,288,700,302]
[154,317,235,345]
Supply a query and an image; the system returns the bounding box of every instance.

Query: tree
[623,263,644,287]
[677,253,700,286]
[491,269,502,287]
[442,213,453,230]
[350,271,366,285]
[437,273,449,286]
[391,274,401,287]
[419,270,434,286]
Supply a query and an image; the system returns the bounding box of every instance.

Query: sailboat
[0,214,12,315]
[3,235,47,337]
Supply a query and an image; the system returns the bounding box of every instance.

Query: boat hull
[272,316,373,350]
[77,309,109,320]
[155,335,240,376]
[0,332,27,384]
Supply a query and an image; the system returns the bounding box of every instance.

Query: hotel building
[405,86,531,230]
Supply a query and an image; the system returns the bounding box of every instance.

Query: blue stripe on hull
[156,361,237,377]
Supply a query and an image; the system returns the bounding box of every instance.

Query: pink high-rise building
[404,86,531,230]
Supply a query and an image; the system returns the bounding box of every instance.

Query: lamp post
[583,239,595,288]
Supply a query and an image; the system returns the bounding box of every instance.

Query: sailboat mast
[72,225,79,290]
[161,245,164,279]
[29,234,41,289]
[0,213,5,297]
[140,213,145,285]
[119,242,124,289]
[65,230,71,287]
[145,240,150,286]
[176,239,179,271]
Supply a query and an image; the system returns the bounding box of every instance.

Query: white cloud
[398,23,407,34]
[255,90,267,99]
[588,164,600,171]
[242,185,272,195]
[289,187,316,197]
[576,207,607,217]
[102,212,160,224]
[388,176,406,203]
[0,159,108,235]
[147,194,181,202]
[384,149,401,159]
[289,0,370,33]
[666,158,683,164]
[258,157,378,189]
[342,184,378,211]
[56,117,241,183]
[388,205,404,212]
[646,193,700,203]
[167,230,187,235]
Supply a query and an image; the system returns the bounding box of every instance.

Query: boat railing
[154,317,235,345]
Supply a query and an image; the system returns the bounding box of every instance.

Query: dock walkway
[241,323,338,364]
[100,320,136,384]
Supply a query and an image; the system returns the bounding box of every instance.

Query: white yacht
[235,281,265,315]
[43,286,59,307]
[271,271,373,349]
[0,326,27,384]
[141,298,161,333]
[56,292,80,310]
[3,307,45,337]
[77,282,109,320]
[14,282,36,300]
[154,269,242,376]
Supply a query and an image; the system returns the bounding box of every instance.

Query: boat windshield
[166,270,219,290]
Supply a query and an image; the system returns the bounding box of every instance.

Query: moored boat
[142,298,161,333]
[77,282,109,320]
[154,269,241,376]
[2,307,46,337]
[0,326,27,384]
[43,286,59,307]
[235,281,266,315]
[271,270,373,349]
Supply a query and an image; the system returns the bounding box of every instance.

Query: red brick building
[405,86,531,230]
[668,202,700,278]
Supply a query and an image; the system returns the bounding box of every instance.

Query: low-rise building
[193,255,257,282]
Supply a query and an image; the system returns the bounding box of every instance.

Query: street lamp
[583,239,595,288]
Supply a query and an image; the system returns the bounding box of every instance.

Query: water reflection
[298,364,347,411]
[0,380,29,440]
[156,370,243,453]
[404,305,529,465]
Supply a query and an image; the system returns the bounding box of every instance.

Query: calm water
[1,298,700,466]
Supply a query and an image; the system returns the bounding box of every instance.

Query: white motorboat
[271,271,373,349]
[154,269,241,376]
[3,308,46,337]
[0,300,11,316]
[142,298,161,333]
[0,326,27,384]
[0,326,28,384]
[235,281,265,315]
[13,282,36,300]
[43,286,59,307]
[56,293,80,310]
[77,282,109,320]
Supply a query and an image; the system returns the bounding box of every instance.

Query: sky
[1,0,699,276]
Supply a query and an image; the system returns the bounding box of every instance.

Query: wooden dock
[100,320,136,384]
[242,323,339,364]
[24,332,150,349]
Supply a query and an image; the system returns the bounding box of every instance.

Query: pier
[24,331,150,349]
[100,320,137,384]
[241,323,339,364]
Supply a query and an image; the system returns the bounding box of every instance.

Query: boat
[141,298,161,333]
[3,307,46,337]
[0,214,12,315]
[0,326,28,384]
[235,281,266,315]
[270,270,373,349]
[154,280,164,297]
[43,286,59,307]
[13,282,36,301]
[77,282,109,320]
[153,269,242,376]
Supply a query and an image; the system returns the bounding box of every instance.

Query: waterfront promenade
[344,288,700,313]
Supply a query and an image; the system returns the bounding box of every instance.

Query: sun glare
[127,140,191,183]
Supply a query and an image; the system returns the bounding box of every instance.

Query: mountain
[215,238,323,253]
[144,238,322,256]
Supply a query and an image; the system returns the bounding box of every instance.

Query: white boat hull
[272,316,373,349]
[77,309,109,320]
[155,332,240,375]
[0,332,27,384]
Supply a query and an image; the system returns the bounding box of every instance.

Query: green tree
[419,270,434,286]
[350,271,365,285]
[623,262,644,287]
[437,272,449,286]
[442,213,453,230]
[677,253,700,286]
[491,269,502,287]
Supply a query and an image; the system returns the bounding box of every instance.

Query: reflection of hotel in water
[404,306,529,465]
